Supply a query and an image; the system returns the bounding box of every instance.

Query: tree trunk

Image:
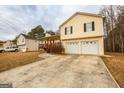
[120,34,124,54]
[121,42,124,54]
[112,33,115,52]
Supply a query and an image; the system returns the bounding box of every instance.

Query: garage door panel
[65,40,99,55]
[81,41,99,54]
[65,42,79,54]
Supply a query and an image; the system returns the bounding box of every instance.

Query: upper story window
[84,21,95,32]
[22,38,25,43]
[65,26,73,35]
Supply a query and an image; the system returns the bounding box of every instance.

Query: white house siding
[18,45,27,52]
[17,35,26,52]
[3,40,16,49]
[26,39,39,51]
[17,35,26,46]
[17,34,39,52]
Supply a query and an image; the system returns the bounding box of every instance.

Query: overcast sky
[0,5,101,41]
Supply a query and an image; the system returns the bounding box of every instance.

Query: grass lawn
[0,52,43,72]
[102,52,124,88]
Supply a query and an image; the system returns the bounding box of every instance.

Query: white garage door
[81,41,99,54]
[66,42,79,54]
[19,45,27,52]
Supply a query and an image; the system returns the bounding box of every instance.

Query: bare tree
[99,5,119,52]
[115,6,124,53]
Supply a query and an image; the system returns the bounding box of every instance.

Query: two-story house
[16,34,40,52]
[0,41,4,48]
[3,40,17,49]
[59,12,104,55]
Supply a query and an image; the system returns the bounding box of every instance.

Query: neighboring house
[39,34,61,49]
[3,40,17,49]
[16,34,40,52]
[0,41,4,48]
[45,33,52,37]
[59,12,104,55]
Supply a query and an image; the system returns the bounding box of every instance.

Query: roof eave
[59,12,104,28]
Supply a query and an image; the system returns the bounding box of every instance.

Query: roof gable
[59,12,104,28]
[17,33,39,41]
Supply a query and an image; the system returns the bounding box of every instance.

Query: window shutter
[70,26,73,34]
[92,21,95,31]
[84,23,86,32]
[65,27,67,35]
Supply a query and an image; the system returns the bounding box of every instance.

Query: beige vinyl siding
[60,14,104,40]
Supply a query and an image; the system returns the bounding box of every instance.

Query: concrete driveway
[0,53,119,88]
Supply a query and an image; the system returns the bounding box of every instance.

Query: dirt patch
[102,52,124,87]
[0,52,43,72]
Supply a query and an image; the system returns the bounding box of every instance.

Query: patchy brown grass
[0,52,43,72]
[102,52,124,87]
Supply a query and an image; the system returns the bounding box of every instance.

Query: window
[86,42,88,44]
[86,23,92,32]
[70,26,73,34]
[65,27,67,35]
[22,38,25,42]
[84,21,95,32]
[90,41,92,44]
[65,26,73,35]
